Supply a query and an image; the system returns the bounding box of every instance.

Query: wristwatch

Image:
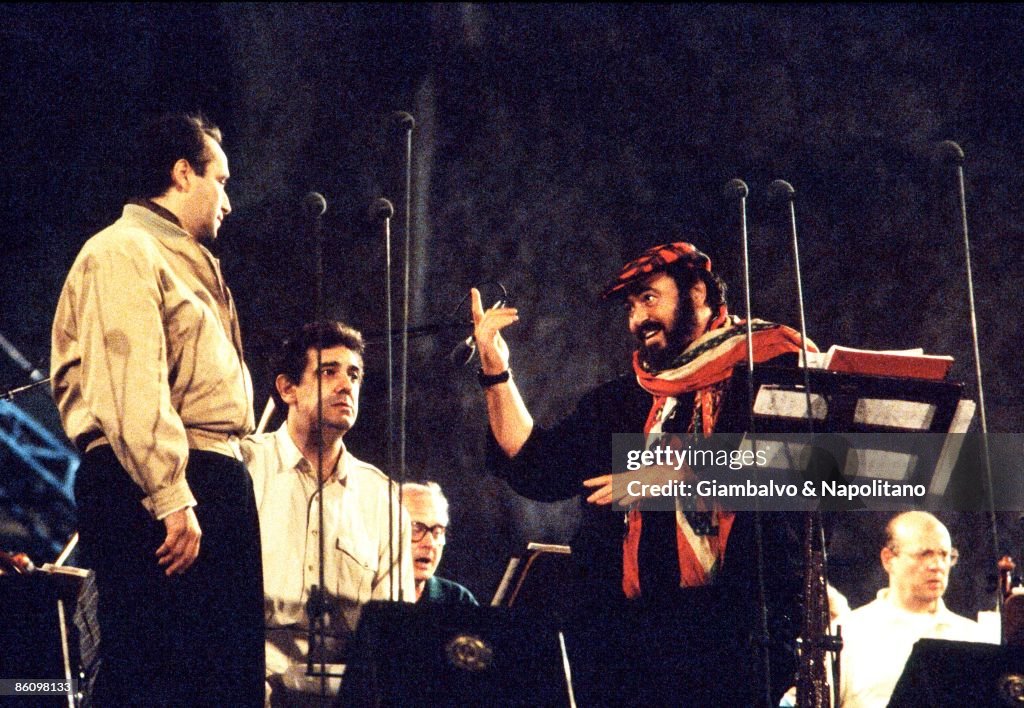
[478,368,511,388]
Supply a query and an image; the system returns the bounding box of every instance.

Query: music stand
[720,365,975,503]
[0,564,91,707]
[337,601,574,707]
[490,542,572,608]
[888,638,1024,707]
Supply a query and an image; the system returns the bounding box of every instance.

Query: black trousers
[76,446,265,707]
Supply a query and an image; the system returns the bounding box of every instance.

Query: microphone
[390,111,415,131]
[723,178,749,200]
[0,332,46,383]
[768,179,796,202]
[935,139,965,166]
[371,197,394,220]
[448,300,505,366]
[303,191,327,218]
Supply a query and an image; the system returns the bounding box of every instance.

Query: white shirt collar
[876,587,949,618]
[272,423,348,484]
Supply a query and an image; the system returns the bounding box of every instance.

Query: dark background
[2,3,1022,623]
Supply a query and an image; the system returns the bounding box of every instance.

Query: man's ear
[275,374,297,406]
[170,158,192,191]
[880,546,896,574]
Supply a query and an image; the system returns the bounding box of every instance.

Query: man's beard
[636,308,701,372]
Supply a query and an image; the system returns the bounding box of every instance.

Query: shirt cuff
[142,479,198,520]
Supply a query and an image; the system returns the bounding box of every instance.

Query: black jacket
[487,368,803,705]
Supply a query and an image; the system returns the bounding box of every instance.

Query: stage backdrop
[2,3,1022,618]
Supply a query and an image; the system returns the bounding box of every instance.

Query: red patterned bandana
[633,315,817,396]
[600,242,712,300]
[621,313,818,599]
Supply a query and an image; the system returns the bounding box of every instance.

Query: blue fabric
[420,575,478,606]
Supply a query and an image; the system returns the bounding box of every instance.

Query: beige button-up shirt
[51,204,254,519]
[242,425,414,680]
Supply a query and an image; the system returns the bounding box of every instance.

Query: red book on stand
[816,345,954,381]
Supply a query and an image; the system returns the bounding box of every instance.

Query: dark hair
[270,321,365,409]
[132,112,223,200]
[664,260,728,311]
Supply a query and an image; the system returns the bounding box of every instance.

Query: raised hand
[471,287,519,375]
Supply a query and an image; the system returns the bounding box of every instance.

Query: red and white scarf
[622,312,816,598]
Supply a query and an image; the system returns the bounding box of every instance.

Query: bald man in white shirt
[836,511,993,708]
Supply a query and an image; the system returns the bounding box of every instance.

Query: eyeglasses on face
[411,521,447,543]
[889,546,959,567]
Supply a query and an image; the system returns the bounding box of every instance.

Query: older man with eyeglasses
[401,482,478,605]
[834,511,994,707]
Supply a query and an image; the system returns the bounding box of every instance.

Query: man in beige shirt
[242,320,413,705]
[51,113,264,705]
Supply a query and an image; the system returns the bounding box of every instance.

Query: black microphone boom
[304,184,329,691]
[723,177,755,407]
[770,178,812,428]
[767,177,840,708]
[383,107,417,606]
[371,196,396,483]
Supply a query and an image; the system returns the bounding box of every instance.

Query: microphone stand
[769,181,814,433]
[937,140,1000,607]
[397,113,414,480]
[770,179,840,708]
[0,377,53,401]
[724,178,756,431]
[392,110,416,603]
[372,195,401,611]
[371,196,397,502]
[723,178,772,708]
[301,192,336,704]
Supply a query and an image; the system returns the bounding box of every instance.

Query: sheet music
[491,543,571,607]
[929,399,977,496]
[490,558,521,607]
[735,366,974,505]
[753,387,828,419]
[854,398,936,429]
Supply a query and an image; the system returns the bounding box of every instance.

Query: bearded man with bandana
[471,242,815,706]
